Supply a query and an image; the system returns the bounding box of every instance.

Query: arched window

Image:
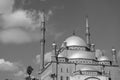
[66,76,69,80]
[61,68,63,72]
[66,68,69,73]
[60,76,63,80]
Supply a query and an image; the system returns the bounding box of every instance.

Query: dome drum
[98,56,110,61]
[80,66,97,71]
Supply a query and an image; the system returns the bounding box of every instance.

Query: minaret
[51,42,58,80]
[52,42,57,61]
[85,16,91,49]
[112,48,118,64]
[40,11,46,71]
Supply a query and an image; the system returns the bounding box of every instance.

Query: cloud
[0,28,41,44]
[0,8,44,44]
[14,70,26,80]
[0,58,27,80]
[13,70,27,80]
[35,52,52,64]
[21,0,31,6]
[1,9,42,29]
[0,0,61,44]
[0,0,14,13]
[0,59,19,71]
[0,0,45,44]
[95,49,103,58]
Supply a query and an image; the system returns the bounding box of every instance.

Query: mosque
[38,15,119,80]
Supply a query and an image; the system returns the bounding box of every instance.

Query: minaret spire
[40,10,46,71]
[85,16,91,48]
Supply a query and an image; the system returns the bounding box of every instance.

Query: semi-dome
[63,36,87,47]
[98,56,110,61]
[80,66,97,71]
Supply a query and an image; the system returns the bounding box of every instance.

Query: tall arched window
[66,76,69,80]
[61,68,63,72]
[60,76,63,80]
[66,68,68,73]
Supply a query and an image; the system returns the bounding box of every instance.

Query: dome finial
[72,30,76,35]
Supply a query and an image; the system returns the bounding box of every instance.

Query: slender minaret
[112,48,118,64]
[85,16,91,49]
[52,42,57,80]
[40,11,46,71]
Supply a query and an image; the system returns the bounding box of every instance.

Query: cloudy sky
[0,0,120,80]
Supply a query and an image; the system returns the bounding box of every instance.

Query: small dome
[63,36,87,47]
[58,54,64,57]
[98,56,110,61]
[80,66,97,71]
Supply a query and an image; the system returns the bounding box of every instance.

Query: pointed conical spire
[85,16,91,48]
[40,10,46,71]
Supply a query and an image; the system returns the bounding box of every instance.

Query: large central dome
[59,35,95,59]
[64,36,87,47]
